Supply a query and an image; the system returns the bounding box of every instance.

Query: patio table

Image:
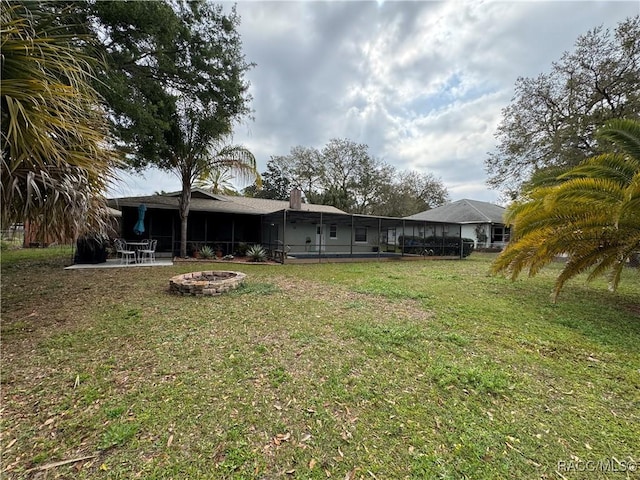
[125,241,148,263]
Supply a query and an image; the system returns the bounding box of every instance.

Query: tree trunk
[179,181,191,258]
[180,212,188,258]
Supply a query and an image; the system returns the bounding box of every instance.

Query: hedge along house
[404,199,510,249]
[107,189,469,262]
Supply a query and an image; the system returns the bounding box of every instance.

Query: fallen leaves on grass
[272,432,291,446]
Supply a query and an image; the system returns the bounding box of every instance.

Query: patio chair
[114,238,136,264]
[140,239,158,263]
[273,240,291,263]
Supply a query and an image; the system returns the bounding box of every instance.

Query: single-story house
[404,199,510,249]
[107,189,470,261]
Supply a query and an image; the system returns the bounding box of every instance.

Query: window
[329,224,337,239]
[387,228,396,245]
[492,226,511,243]
[354,226,367,243]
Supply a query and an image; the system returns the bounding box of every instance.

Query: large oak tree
[486,15,640,198]
[76,0,254,256]
[248,139,448,216]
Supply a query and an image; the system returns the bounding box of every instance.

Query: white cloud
[108,168,180,197]
[112,0,638,206]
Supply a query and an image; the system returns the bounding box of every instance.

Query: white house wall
[461,224,486,248]
[461,223,508,249]
[283,223,378,254]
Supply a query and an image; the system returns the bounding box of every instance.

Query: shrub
[235,242,249,256]
[199,245,215,259]
[398,235,475,257]
[187,243,202,258]
[247,244,267,262]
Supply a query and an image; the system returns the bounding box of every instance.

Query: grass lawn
[1,249,638,479]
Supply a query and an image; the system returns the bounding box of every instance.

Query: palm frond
[206,144,261,188]
[492,118,640,300]
[597,118,640,162]
[560,153,637,186]
[1,0,119,237]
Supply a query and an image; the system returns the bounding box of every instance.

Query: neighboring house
[107,189,464,260]
[405,199,510,249]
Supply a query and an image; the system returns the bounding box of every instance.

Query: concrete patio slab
[64,259,173,270]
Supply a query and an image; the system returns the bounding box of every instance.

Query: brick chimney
[289,187,302,210]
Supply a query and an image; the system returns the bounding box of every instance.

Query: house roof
[404,199,506,224]
[107,189,347,216]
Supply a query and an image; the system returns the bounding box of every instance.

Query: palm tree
[168,138,260,258]
[195,165,246,196]
[1,2,117,241]
[492,118,640,301]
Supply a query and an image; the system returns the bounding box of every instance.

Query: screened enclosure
[112,195,474,261]
[261,210,474,263]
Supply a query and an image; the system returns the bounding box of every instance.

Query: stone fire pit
[169,271,246,296]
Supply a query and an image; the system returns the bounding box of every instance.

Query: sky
[109,0,639,205]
